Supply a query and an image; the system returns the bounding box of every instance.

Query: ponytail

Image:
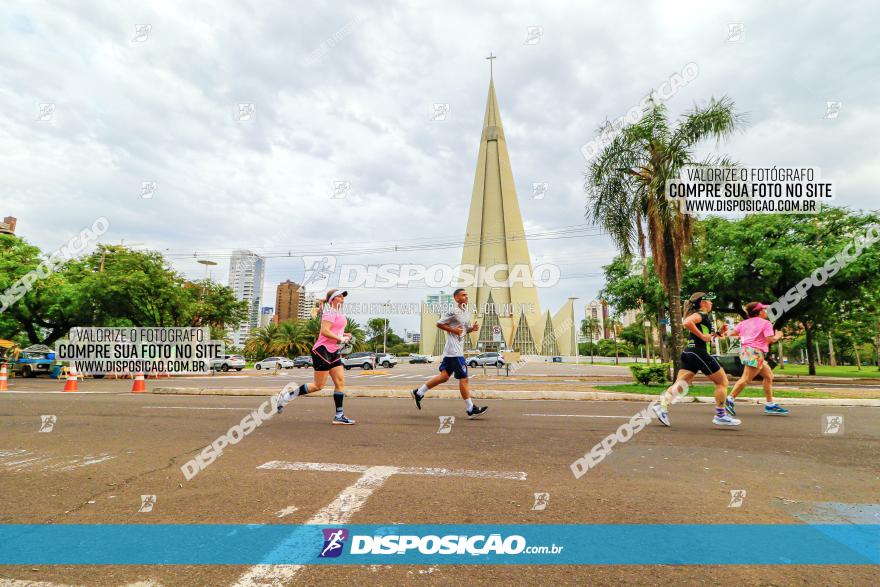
[683,299,694,316]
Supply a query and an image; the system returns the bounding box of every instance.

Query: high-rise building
[227,250,266,346]
[584,300,610,340]
[276,280,317,321]
[0,216,16,235]
[275,280,301,322]
[259,306,274,328]
[618,308,640,328]
[419,69,575,356]
[298,290,317,319]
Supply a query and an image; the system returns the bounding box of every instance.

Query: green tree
[271,319,311,357]
[586,97,744,373]
[1,238,248,345]
[581,317,599,364]
[188,280,248,330]
[244,323,279,360]
[683,210,880,374]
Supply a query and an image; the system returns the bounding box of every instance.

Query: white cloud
[1,0,876,334]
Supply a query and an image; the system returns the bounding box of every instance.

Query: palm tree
[244,323,279,361]
[586,97,744,373]
[607,317,621,365]
[271,319,310,357]
[345,319,367,351]
[582,317,599,364]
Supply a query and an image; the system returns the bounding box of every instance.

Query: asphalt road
[4,361,880,394]
[1,388,878,586]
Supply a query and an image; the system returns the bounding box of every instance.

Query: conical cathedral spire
[459,70,542,350]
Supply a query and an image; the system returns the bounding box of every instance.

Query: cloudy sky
[2,0,877,334]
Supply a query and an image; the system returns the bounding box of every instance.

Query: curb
[150,387,880,407]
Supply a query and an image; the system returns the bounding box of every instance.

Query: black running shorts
[311,346,342,372]
[680,348,722,376]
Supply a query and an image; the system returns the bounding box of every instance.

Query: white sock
[766,401,776,408]
[416,384,428,397]
[464,398,474,411]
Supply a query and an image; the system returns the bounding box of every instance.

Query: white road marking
[0,449,115,472]
[524,413,631,419]
[142,406,253,411]
[0,391,127,395]
[258,461,528,480]
[235,461,527,586]
[184,375,250,379]
[0,580,86,586]
[275,506,299,518]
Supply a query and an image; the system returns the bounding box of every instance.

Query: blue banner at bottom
[0,524,877,565]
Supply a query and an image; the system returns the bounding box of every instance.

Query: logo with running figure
[302,256,337,293]
[728,489,747,508]
[822,414,844,435]
[319,528,349,558]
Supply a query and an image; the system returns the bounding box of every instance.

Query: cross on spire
[486,52,496,78]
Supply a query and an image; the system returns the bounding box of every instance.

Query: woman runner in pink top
[725,301,787,417]
[275,289,356,425]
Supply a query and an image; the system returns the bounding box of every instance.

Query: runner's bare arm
[682,313,711,342]
[437,322,463,336]
[320,320,345,342]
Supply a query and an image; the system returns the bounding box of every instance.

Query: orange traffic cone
[0,363,8,391]
[63,364,79,392]
[131,372,146,393]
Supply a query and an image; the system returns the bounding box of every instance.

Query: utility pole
[382,300,391,354]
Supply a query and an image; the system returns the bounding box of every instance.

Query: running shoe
[275,390,289,414]
[411,389,422,410]
[725,396,736,416]
[713,414,741,426]
[764,404,789,416]
[651,403,671,426]
[467,405,488,419]
[332,414,356,425]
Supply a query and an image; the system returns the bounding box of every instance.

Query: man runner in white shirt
[411,288,488,419]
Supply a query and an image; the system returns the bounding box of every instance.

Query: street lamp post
[569,297,579,365]
[382,300,391,354]
[197,259,218,279]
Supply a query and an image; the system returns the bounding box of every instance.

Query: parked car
[375,353,398,368]
[467,352,504,367]
[210,354,246,372]
[712,344,777,378]
[254,356,294,370]
[293,355,313,368]
[408,354,434,364]
[343,352,376,370]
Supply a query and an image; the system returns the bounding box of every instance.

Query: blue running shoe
[332,414,356,425]
[764,404,789,416]
[725,396,736,416]
[652,403,671,426]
